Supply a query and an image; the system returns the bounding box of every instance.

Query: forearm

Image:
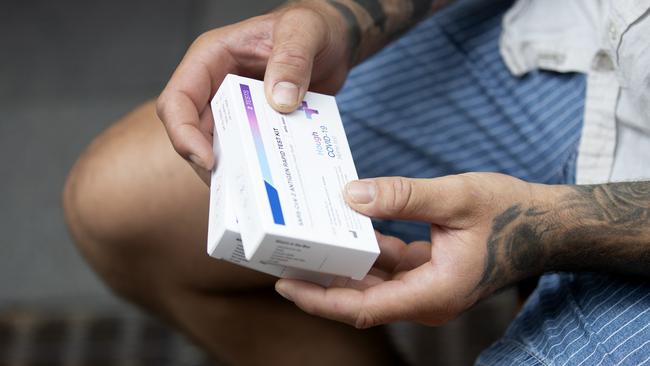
[322,0,453,64]
[547,182,650,275]
[475,181,650,295]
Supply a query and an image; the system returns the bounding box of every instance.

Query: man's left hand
[275,173,557,328]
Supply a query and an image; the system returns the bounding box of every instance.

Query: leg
[63,101,401,365]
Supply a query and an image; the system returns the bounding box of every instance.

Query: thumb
[264,8,328,113]
[343,176,476,225]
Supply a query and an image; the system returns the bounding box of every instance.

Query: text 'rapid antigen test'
[206,133,334,286]
[207,74,379,281]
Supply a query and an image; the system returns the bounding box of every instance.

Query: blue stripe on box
[264,181,285,225]
[239,82,286,226]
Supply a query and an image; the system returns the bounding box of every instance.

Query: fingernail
[275,281,293,302]
[189,154,204,168]
[345,180,376,204]
[272,81,299,108]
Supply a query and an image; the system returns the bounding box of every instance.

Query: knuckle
[164,125,190,158]
[455,173,489,218]
[282,6,324,25]
[453,173,474,192]
[381,177,414,216]
[171,138,188,158]
[154,95,168,122]
[454,174,478,201]
[191,30,214,49]
[270,45,311,72]
[354,309,377,329]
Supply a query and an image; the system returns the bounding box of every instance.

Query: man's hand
[156,0,453,183]
[275,173,542,327]
[275,173,650,328]
[156,2,352,180]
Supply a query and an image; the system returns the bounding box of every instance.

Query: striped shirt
[335,0,650,364]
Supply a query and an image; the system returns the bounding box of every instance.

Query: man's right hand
[156,2,353,180]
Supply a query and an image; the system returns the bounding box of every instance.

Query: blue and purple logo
[297,101,319,119]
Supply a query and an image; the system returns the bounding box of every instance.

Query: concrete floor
[0,1,517,364]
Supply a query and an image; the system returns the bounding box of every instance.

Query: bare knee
[64,137,130,252]
[63,136,137,262]
[62,101,268,301]
[62,101,185,299]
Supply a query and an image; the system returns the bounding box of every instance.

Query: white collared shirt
[500,0,650,184]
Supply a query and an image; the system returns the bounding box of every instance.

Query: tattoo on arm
[327,1,363,65]
[349,0,386,31]
[473,181,650,296]
[326,0,452,64]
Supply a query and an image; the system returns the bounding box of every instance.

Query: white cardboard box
[208,74,379,280]
[207,135,334,286]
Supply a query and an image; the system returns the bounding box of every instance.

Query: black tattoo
[472,181,650,297]
[412,0,437,21]
[327,0,362,64]
[505,222,547,270]
[571,183,650,226]
[475,205,522,290]
[352,0,387,30]
[327,0,442,64]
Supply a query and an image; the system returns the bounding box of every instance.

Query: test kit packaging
[206,137,334,286]
[207,74,379,280]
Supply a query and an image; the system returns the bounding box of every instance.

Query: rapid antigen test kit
[207,135,334,285]
[207,74,379,281]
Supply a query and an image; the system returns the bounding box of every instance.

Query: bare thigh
[64,101,275,306]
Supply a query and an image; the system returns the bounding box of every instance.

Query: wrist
[495,180,562,286]
[528,183,567,273]
[471,178,558,298]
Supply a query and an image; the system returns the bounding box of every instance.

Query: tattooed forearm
[326,0,452,64]
[551,183,650,274]
[570,183,650,226]
[473,181,650,296]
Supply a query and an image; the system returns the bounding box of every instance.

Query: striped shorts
[335,0,650,364]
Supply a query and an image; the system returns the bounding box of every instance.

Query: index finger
[157,32,238,171]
